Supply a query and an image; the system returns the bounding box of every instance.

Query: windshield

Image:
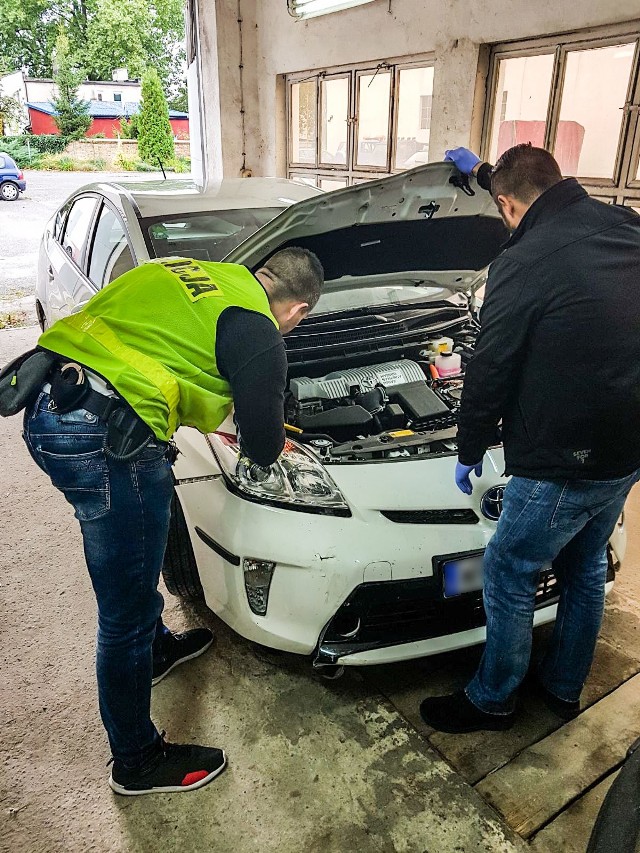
[143,208,282,262]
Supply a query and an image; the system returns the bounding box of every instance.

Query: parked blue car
[0,152,26,201]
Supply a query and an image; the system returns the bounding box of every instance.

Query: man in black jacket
[420,144,640,733]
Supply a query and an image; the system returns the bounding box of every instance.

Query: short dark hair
[491,143,563,204]
[261,247,324,309]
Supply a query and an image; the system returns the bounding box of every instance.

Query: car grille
[381,509,479,525]
[316,561,616,664]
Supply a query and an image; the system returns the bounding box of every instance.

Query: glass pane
[319,177,348,190]
[356,70,391,167]
[89,206,135,287]
[488,54,554,164]
[556,43,635,179]
[395,66,434,169]
[290,173,318,187]
[61,197,97,266]
[320,77,349,165]
[145,209,281,262]
[290,80,317,164]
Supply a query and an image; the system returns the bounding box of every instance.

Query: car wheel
[36,302,48,332]
[162,488,204,599]
[0,182,19,201]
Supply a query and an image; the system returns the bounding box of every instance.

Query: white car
[35,177,321,330]
[162,164,626,675]
[38,165,627,676]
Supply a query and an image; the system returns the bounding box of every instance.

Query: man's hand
[445,147,482,175]
[238,455,273,483]
[455,460,483,495]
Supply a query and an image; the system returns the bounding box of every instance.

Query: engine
[286,357,464,445]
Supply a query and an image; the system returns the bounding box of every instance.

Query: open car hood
[224,162,508,285]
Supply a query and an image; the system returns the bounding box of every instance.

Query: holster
[105,407,156,460]
[0,347,57,417]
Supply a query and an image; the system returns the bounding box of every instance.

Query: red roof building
[26,101,189,139]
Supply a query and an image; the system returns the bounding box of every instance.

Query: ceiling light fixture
[288,0,377,20]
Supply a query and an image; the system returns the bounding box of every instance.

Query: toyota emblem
[480,486,505,521]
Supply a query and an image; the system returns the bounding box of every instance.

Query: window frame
[482,22,640,205]
[86,199,137,289]
[286,55,435,186]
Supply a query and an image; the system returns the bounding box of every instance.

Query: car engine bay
[284,300,481,462]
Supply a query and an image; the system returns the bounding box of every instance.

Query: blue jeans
[466,470,640,714]
[23,391,174,765]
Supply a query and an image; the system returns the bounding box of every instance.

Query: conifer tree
[137,68,175,166]
[51,31,91,139]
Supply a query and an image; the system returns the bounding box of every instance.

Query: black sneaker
[537,681,581,720]
[109,734,227,795]
[152,628,214,686]
[419,689,516,733]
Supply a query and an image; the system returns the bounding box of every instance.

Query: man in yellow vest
[23,247,324,795]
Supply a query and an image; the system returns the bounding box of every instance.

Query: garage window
[483,25,640,207]
[88,204,135,288]
[287,57,434,186]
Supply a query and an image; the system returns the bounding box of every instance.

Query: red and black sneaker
[109,734,227,796]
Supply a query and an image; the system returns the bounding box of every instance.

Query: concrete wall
[195,0,640,179]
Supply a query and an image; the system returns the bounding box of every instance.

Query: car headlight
[208,434,351,516]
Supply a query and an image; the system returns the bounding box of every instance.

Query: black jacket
[457,177,640,480]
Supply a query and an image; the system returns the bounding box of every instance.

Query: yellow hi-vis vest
[38,258,279,441]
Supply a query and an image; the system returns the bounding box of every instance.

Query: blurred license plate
[442,555,485,598]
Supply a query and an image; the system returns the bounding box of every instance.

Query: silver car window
[61,197,98,267]
[0,157,5,168]
[88,204,135,287]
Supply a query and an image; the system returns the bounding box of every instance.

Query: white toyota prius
[38,164,627,677]
[160,164,627,676]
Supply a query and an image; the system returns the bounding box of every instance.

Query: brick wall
[63,138,191,167]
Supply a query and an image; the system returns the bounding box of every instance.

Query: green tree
[119,113,139,139]
[137,68,174,165]
[0,0,185,93]
[51,31,91,139]
[0,92,25,135]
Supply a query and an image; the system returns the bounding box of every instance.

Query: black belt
[68,386,124,421]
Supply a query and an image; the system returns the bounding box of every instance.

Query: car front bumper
[174,436,626,666]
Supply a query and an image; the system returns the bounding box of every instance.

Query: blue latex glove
[455,460,483,495]
[444,147,481,175]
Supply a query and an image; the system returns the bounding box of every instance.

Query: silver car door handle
[47,265,54,280]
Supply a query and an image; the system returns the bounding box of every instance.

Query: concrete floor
[1,322,639,853]
[0,325,526,853]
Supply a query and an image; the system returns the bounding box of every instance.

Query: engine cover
[290,360,426,401]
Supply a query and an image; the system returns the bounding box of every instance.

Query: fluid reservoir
[436,351,462,377]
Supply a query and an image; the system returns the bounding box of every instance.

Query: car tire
[0,182,20,201]
[162,488,204,600]
[36,302,48,332]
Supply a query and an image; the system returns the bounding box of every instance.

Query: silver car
[36,177,321,330]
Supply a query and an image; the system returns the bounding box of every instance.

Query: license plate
[441,555,553,598]
[442,554,485,598]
